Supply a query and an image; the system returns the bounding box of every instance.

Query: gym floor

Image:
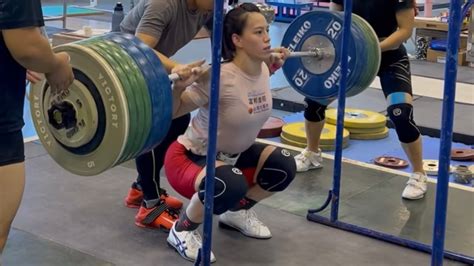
[5,1,473,266]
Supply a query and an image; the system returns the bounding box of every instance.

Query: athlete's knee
[387,103,420,143]
[304,98,327,122]
[197,165,248,215]
[256,147,296,192]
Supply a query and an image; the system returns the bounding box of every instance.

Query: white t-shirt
[178,62,272,155]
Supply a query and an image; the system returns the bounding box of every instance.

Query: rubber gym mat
[15,142,462,265]
[259,150,474,258]
[408,97,474,143]
[3,229,113,266]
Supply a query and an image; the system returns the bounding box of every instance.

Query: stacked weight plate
[325,108,389,140]
[281,10,381,105]
[258,116,285,138]
[30,33,172,176]
[281,122,350,151]
[344,13,381,97]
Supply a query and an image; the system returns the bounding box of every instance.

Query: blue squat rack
[195,0,474,265]
[306,1,473,266]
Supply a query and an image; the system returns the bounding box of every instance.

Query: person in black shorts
[294,0,427,200]
[0,0,74,261]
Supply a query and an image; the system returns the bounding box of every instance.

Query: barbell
[30,10,381,176]
[281,11,381,104]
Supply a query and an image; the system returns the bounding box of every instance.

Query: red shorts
[164,141,258,199]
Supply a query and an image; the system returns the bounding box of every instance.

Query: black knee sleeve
[257,148,296,192]
[304,98,327,122]
[198,165,248,215]
[387,103,420,143]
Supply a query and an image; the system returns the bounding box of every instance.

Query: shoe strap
[141,202,172,224]
[302,149,321,162]
[296,150,311,162]
[406,177,426,190]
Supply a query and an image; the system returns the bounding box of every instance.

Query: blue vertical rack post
[329,0,353,222]
[431,0,463,265]
[306,0,473,264]
[194,0,225,265]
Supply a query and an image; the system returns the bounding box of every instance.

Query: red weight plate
[374,156,409,169]
[451,149,474,161]
[258,117,285,138]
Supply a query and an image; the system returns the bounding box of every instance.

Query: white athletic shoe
[294,148,323,172]
[402,172,428,200]
[219,209,272,239]
[167,222,216,263]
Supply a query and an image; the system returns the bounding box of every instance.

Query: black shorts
[0,130,25,166]
[378,45,413,98]
[304,45,414,108]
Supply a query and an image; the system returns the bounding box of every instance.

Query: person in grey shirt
[121,0,214,231]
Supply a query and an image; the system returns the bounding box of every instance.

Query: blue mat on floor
[42,5,102,17]
[269,112,473,187]
[23,85,36,140]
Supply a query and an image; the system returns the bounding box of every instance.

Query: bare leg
[184,194,204,223]
[0,162,25,252]
[401,136,425,174]
[305,120,325,152]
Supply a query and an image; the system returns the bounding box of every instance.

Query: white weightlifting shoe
[294,148,323,172]
[219,209,272,239]
[402,172,428,200]
[167,222,216,263]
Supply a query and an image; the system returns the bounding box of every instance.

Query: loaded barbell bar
[167,48,327,82]
[46,49,324,137]
[30,10,381,176]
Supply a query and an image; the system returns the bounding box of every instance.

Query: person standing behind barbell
[0,0,74,262]
[119,0,216,231]
[294,0,428,200]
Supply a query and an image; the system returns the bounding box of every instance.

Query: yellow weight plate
[345,126,386,134]
[280,133,306,148]
[282,122,349,145]
[281,131,349,146]
[281,122,306,143]
[350,127,389,140]
[326,108,386,129]
[280,133,348,151]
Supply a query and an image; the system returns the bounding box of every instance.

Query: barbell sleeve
[287,49,324,58]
